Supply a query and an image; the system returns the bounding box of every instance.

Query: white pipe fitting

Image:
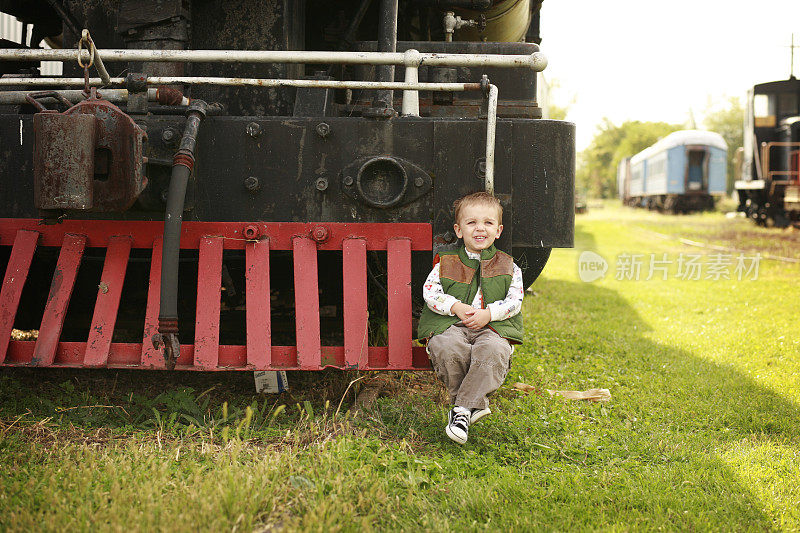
[401,49,422,116]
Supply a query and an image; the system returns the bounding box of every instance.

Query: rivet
[243,176,261,192]
[246,122,262,138]
[316,122,331,138]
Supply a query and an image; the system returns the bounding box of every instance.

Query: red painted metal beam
[0,219,431,251]
[246,238,271,368]
[387,238,413,369]
[194,236,224,370]
[293,236,321,369]
[0,229,39,363]
[31,233,86,366]
[84,236,132,366]
[6,340,431,370]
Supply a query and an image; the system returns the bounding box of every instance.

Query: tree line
[577,97,744,198]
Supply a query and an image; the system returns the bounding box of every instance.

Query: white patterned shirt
[423,249,524,322]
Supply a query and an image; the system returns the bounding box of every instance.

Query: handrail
[0,47,548,71]
[761,141,800,183]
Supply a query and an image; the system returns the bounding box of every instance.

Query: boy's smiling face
[454,202,503,254]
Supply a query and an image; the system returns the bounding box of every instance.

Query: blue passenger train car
[618,130,727,213]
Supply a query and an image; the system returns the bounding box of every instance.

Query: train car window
[753,94,775,127]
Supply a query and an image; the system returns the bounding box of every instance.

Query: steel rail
[0,48,547,70]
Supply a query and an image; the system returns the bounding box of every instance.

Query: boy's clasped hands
[451,302,491,330]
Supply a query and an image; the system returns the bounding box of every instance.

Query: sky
[540,0,800,150]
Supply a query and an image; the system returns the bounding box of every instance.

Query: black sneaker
[445,406,470,444]
[470,405,491,424]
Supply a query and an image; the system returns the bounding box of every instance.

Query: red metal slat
[293,236,320,369]
[84,236,132,367]
[31,233,86,366]
[141,236,164,368]
[0,229,39,362]
[194,236,224,369]
[387,238,413,369]
[246,239,271,368]
[342,238,368,369]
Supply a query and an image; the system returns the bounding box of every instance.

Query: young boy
[418,192,524,444]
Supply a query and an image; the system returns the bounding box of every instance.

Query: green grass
[2,204,799,532]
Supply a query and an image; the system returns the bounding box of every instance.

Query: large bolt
[316,122,331,138]
[343,175,354,187]
[311,225,330,243]
[414,177,425,187]
[246,121,262,138]
[315,177,329,191]
[244,176,261,193]
[161,127,177,144]
[243,225,259,240]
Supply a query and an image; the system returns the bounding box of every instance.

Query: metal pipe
[0,77,483,91]
[372,0,399,113]
[44,0,81,37]
[340,0,373,49]
[158,100,208,369]
[0,89,131,105]
[0,48,548,70]
[0,87,189,105]
[485,83,498,196]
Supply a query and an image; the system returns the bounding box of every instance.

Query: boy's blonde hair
[453,192,503,223]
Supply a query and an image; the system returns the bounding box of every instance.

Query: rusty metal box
[33,112,97,210]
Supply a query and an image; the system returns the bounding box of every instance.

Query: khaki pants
[426,324,513,410]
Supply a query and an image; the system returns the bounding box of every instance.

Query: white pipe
[401,50,420,116]
[0,76,482,92]
[0,48,548,71]
[485,84,498,196]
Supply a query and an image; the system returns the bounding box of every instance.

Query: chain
[76,32,94,69]
[82,65,90,96]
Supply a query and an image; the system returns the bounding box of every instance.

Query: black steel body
[1,0,575,345]
[0,112,574,251]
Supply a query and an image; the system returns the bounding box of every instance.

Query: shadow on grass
[366,278,799,528]
[574,222,598,251]
[0,367,363,433]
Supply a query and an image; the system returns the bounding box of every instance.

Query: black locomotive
[0,0,575,371]
[735,77,800,226]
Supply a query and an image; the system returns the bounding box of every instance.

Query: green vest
[417,245,523,344]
